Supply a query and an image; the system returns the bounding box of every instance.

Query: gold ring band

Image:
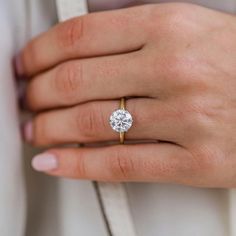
[120,98,125,144]
[109,98,133,144]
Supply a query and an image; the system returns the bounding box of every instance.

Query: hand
[18,3,236,187]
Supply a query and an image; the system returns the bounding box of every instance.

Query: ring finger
[25,98,184,147]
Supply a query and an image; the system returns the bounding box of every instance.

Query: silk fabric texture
[1,0,236,235]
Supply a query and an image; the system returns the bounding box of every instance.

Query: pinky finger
[31,143,196,184]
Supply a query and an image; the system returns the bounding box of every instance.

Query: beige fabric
[57,0,88,21]
[0,2,25,235]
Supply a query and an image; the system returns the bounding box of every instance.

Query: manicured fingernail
[32,153,58,172]
[24,121,33,142]
[15,54,24,76]
[17,81,28,110]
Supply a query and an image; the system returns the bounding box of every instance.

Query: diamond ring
[109,98,133,144]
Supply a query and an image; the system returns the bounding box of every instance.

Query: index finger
[18,5,150,76]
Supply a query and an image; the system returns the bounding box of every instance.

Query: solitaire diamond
[110,109,133,133]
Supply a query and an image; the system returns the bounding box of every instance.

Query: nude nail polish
[24,121,33,142]
[32,153,58,172]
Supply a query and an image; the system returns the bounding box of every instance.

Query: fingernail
[15,54,24,76]
[17,80,28,110]
[19,95,28,111]
[24,121,33,142]
[32,153,58,172]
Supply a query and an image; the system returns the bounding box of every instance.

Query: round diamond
[110,109,133,133]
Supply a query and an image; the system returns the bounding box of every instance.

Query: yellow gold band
[120,132,125,145]
[120,98,125,144]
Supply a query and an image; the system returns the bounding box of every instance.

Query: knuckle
[157,55,184,84]
[56,17,85,48]
[54,62,82,101]
[106,5,150,31]
[108,147,136,179]
[167,56,186,78]
[75,103,105,140]
[109,10,135,29]
[183,98,214,127]
[157,54,203,92]
[148,4,194,38]
[148,55,195,97]
[164,6,189,26]
[164,54,192,82]
[172,58,208,92]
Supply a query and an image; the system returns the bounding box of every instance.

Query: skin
[18,3,236,188]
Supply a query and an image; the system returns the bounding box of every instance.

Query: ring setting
[109,98,133,144]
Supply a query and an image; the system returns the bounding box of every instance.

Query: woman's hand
[18,3,236,187]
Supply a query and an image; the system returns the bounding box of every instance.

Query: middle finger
[26,52,160,111]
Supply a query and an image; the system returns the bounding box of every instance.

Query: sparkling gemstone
[110,109,133,133]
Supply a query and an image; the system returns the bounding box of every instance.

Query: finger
[31,143,195,183]
[26,53,156,111]
[25,99,184,147]
[20,6,150,76]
